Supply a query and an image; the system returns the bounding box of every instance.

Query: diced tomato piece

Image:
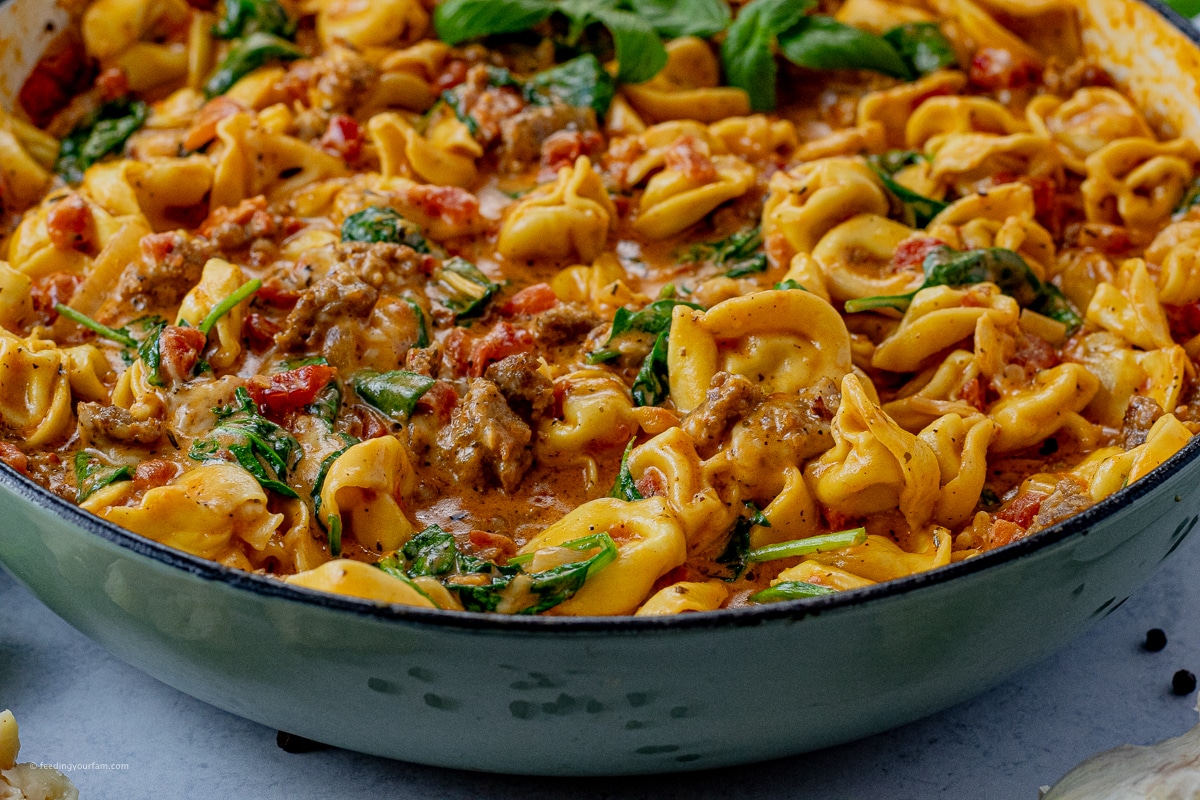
[0,442,28,475]
[245,365,337,418]
[243,313,281,351]
[199,196,268,236]
[664,135,717,183]
[469,321,534,377]
[443,327,473,376]
[184,96,245,152]
[350,405,392,439]
[634,466,667,498]
[987,518,1026,549]
[891,237,948,273]
[256,282,301,309]
[969,47,1041,91]
[96,67,130,101]
[134,459,180,491]
[415,380,458,421]
[403,184,479,227]
[1012,332,1059,374]
[46,194,95,252]
[501,283,558,317]
[540,130,605,176]
[434,59,469,91]
[996,491,1047,529]
[468,529,517,561]
[158,326,209,384]
[18,36,93,127]
[320,114,363,162]
[30,273,82,319]
[960,376,987,411]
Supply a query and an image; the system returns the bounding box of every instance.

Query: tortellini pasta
[623,37,750,123]
[368,112,481,188]
[176,258,249,369]
[318,437,418,555]
[1082,138,1200,230]
[211,113,348,209]
[498,157,615,263]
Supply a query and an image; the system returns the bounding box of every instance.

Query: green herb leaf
[585,348,620,365]
[189,386,302,498]
[376,553,442,606]
[749,581,836,603]
[74,452,133,503]
[778,15,912,80]
[204,32,304,98]
[686,226,768,278]
[135,318,169,388]
[721,0,813,112]
[437,257,500,321]
[351,370,436,419]
[844,246,1084,331]
[607,298,703,341]
[403,525,463,577]
[883,22,957,76]
[213,0,296,40]
[432,0,556,45]
[197,279,261,336]
[340,206,431,253]
[746,527,868,563]
[587,6,668,84]
[55,98,148,184]
[524,54,617,117]
[53,304,138,348]
[632,329,670,407]
[404,298,430,349]
[630,0,731,38]
[867,153,947,228]
[609,438,644,501]
[774,279,806,291]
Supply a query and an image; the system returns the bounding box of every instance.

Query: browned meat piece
[78,402,162,445]
[200,196,290,257]
[309,47,379,114]
[499,104,598,172]
[485,353,553,420]
[112,231,214,312]
[1027,476,1093,534]
[1121,395,1165,449]
[730,379,841,463]
[682,372,762,458]
[275,242,424,352]
[404,346,440,378]
[532,302,602,346]
[436,379,532,493]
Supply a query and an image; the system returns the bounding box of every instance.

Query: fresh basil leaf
[721,0,813,111]
[437,257,500,321]
[189,387,302,498]
[351,370,435,419]
[55,98,148,184]
[204,32,304,98]
[630,0,731,38]
[433,0,556,45]
[778,15,912,80]
[213,0,295,40]
[883,22,957,76]
[609,438,644,501]
[749,581,836,603]
[587,5,668,83]
[74,452,133,503]
[524,54,616,117]
[632,330,670,407]
[341,206,431,252]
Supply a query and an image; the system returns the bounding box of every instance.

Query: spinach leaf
[306,381,343,429]
[135,318,169,388]
[867,152,946,228]
[711,503,769,582]
[404,298,430,349]
[54,304,138,348]
[312,440,357,555]
[523,54,616,117]
[630,0,731,38]
[341,206,431,253]
[402,525,497,577]
[632,330,669,407]
[351,370,435,419]
[213,0,296,40]
[197,279,261,335]
[55,98,148,184]
[437,257,500,321]
[686,226,768,278]
[189,386,302,498]
[607,298,704,341]
[746,527,867,563]
[778,15,912,80]
[376,554,442,606]
[506,532,619,614]
[433,0,556,44]
[721,0,814,112]
[74,452,133,503]
[204,32,304,98]
[609,439,644,501]
[749,581,836,603]
[844,246,1084,330]
[775,279,806,291]
[883,22,957,76]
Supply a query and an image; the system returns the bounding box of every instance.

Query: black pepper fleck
[1144,628,1167,652]
[1172,670,1196,696]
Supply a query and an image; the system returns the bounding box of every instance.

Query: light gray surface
[2,534,1198,800]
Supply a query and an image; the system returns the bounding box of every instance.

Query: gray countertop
[3,534,1198,800]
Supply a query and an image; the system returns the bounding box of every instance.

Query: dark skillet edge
[0,0,1197,635]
